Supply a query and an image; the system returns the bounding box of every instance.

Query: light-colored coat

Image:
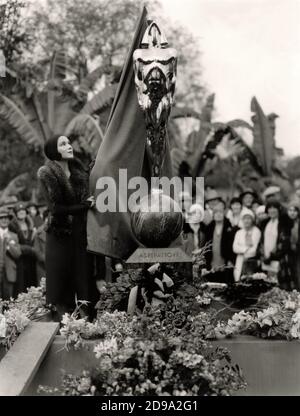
[233,226,261,281]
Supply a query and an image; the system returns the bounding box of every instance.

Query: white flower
[284,300,297,311]
[94,337,118,359]
[0,314,6,337]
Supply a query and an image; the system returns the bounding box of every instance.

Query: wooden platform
[0,322,59,396]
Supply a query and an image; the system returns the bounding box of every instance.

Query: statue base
[126,247,193,281]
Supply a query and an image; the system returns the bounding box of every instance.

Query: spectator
[9,202,38,295]
[226,197,242,229]
[202,200,235,284]
[259,201,292,290]
[27,202,44,228]
[255,205,268,226]
[33,211,49,284]
[233,209,261,282]
[203,189,223,225]
[182,203,205,256]
[287,203,300,290]
[240,188,257,210]
[0,207,21,299]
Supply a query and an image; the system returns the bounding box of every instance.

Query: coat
[0,230,21,299]
[202,218,235,268]
[9,216,38,295]
[233,226,261,281]
[202,218,235,284]
[33,224,46,283]
[259,216,292,288]
[37,158,96,309]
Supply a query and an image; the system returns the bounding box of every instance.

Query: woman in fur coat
[38,135,97,317]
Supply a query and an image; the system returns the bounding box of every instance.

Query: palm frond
[170,106,201,120]
[0,93,43,151]
[81,84,117,115]
[64,114,104,157]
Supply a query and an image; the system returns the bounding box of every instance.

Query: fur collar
[38,158,89,205]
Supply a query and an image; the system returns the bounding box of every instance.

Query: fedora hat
[205,189,222,203]
[0,207,13,219]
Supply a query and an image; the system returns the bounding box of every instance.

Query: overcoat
[38,158,96,309]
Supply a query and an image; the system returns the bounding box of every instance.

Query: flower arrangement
[54,331,245,396]
[213,287,300,340]
[0,278,49,350]
[60,300,136,350]
[50,291,247,396]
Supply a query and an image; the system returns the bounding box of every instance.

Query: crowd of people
[0,199,48,300]
[1,134,300,321]
[182,185,300,291]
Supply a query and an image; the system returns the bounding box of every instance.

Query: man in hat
[0,195,18,217]
[0,207,21,299]
[204,189,223,225]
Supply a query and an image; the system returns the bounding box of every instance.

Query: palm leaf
[226,119,253,130]
[190,93,215,176]
[0,173,29,204]
[81,84,117,116]
[49,50,66,80]
[170,106,201,120]
[64,114,104,157]
[251,96,275,176]
[47,50,67,131]
[78,65,108,96]
[0,93,43,151]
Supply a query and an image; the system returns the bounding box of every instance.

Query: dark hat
[230,196,242,205]
[44,135,63,161]
[265,200,282,213]
[240,188,258,199]
[0,207,13,219]
[14,202,27,213]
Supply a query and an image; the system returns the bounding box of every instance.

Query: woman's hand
[86,196,96,208]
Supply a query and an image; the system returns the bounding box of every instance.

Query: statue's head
[133,21,177,122]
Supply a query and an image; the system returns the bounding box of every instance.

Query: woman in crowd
[202,200,235,284]
[259,201,292,290]
[287,203,300,289]
[240,188,257,210]
[38,135,97,319]
[182,203,205,256]
[233,209,261,281]
[255,205,268,226]
[226,197,243,229]
[27,202,44,229]
[9,202,38,295]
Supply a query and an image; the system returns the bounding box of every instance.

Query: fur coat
[37,158,89,238]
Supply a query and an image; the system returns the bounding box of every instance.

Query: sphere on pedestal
[131,189,183,248]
